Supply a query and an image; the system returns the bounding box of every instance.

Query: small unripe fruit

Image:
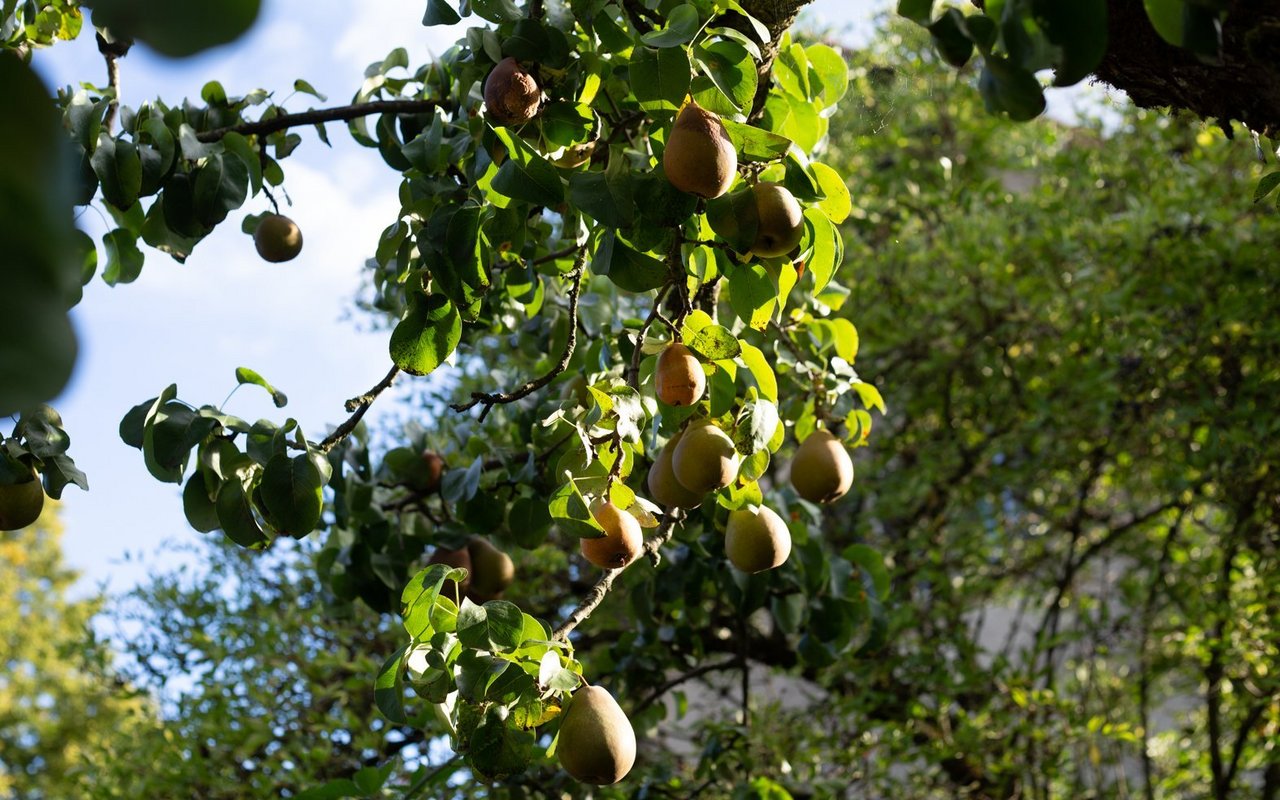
[725,505,792,573]
[581,502,643,569]
[663,102,737,199]
[655,342,704,407]
[467,536,515,601]
[750,182,804,257]
[672,420,739,494]
[557,685,637,785]
[0,467,44,532]
[646,431,705,509]
[484,57,540,126]
[790,429,854,504]
[254,214,303,262]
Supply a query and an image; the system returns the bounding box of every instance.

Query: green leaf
[193,153,249,226]
[734,398,780,456]
[804,207,842,294]
[389,294,462,376]
[490,128,564,206]
[215,478,269,548]
[728,263,775,331]
[1254,171,1280,203]
[147,400,218,479]
[739,341,777,401]
[259,453,325,537]
[91,135,142,210]
[102,228,144,286]
[235,366,288,407]
[468,706,534,782]
[629,46,692,111]
[811,162,851,224]
[695,39,757,114]
[1031,0,1108,85]
[89,0,262,57]
[293,79,327,101]
[472,0,522,23]
[898,0,934,24]
[929,8,974,68]
[852,381,886,414]
[423,0,461,25]
[688,324,741,360]
[569,170,635,229]
[592,230,668,292]
[720,119,792,163]
[182,472,221,533]
[456,600,523,652]
[979,56,1046,121]
[548,480,605,538]
[806,43,850,109]
[375,647,408,724]
[641,3,700,47]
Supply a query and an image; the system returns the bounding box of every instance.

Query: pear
[0,468,44,531]
[467,536,515,601]
[581,502,643,569]
[663,102,737,199]
[725,505,792,573]
[750,182,804,257]
[790,429,853,504]
[420,450,445,494]
[557,685,637,785]
[672,420,739,494]
[484,57,540,126]
[428,545,472,601]
[655,342,705,407]
[254,214,303,262]
[646,430,705,509]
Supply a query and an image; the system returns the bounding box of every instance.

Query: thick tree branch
[552,512,682,641]
[318,364,401,453]
[450,259,586,421]
[96,32,127,135]
[196,99,443,143]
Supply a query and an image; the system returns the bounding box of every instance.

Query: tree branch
[196,99,443,143]
[450,258,586,421]
[318,364,401,453]
[627,283,674,391]
[552,511,682,641]
[96,33,126,135]
[633,656,742,713]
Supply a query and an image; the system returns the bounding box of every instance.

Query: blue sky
[27,0,1113,596]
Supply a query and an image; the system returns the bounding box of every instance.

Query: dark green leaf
[641,3,700,47]
[629,46,692,111]
[591,230,668,292]
[389,294,462,376]
[215,478,269,548]
[259,453,325,537]
[89,0,262,57]
[102,228,144,286]
[375,648,408,724]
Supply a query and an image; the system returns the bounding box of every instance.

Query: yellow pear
[428,545,472,601]
[467,536,515,600]
[581,502,643,569]
[484,57,540,126]
[557,685,637,785]
[646,430,705,509]
[790,429,853,504]
[654,342,705,407]
[672,420,739,494]
[663,102,737,199]
[725,505,791,573]
[750,182,804,257]
[254,214,303,262]
[0,468,43,531]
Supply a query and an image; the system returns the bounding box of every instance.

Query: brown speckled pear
[725,505,792,573]
[484,57,540,126]
[663,102,737,199]
[790,429,854,504]
[557,685,637,784]
[751,182,804,257]
[655,342,705,406]
[581,502,643,569]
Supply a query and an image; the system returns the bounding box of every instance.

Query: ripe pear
[672,420,739,494]
[663,102,737,199]
[254,213,303,262]
[790,429,854,504]
[655,342,705,407]
[422,451,446,493]
[750,182,804,257]
[725,505,792,573]
[0,468,44,531]
[484,57,540,126]
[557,685,637,785]
[467,536,515,601]
[428,545,472,601]
[646,431,705,509]
[581,502,643,569]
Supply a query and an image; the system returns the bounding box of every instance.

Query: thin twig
[626,283,674,390]
[634,656,742,713]
[96,33,126,134]
[450,258,586,421]
[318,364,401,453]
[552,512,682,641]
[196,99,443,142]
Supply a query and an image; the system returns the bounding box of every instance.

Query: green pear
[663,102,737,199]
[750,182,804,257]
[0,467,43,531]
[254,214,303,263]
[467,536,515,600]
[672,420,739,494]
[655,342,705,407]
[581,502,643,569]
[725,505,792,573]
[646,430,705,509]
[790,429,853,504]
[557,685,637,785]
